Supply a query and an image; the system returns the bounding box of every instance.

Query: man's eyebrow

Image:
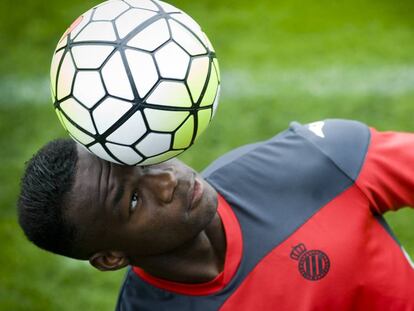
[112,183,125,210]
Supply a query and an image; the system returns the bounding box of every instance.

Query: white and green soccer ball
[50,0,220,165]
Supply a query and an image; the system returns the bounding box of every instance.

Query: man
[18,119,414,310]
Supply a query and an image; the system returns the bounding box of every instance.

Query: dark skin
[66,145,226,283]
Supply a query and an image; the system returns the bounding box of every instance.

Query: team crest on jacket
[290,243,330,281]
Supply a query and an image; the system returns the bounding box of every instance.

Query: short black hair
[17,139,82,259]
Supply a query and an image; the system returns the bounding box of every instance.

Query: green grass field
[1,0,414,309]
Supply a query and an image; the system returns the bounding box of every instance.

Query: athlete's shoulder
[203,119,371,182]
[201,128,293,178]
[290,119,371,180]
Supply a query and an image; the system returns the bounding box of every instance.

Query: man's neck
[132,212,226,283]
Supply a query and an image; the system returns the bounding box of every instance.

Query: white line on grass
[0,76,50,105]
[2,65,414,105]
[223,65,414,98]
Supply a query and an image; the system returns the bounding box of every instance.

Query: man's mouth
[188,174,204,210]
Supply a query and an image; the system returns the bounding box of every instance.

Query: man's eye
[130,192,139,214]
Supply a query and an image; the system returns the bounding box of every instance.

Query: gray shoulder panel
[290,119,370,181]
[201,141,265,177]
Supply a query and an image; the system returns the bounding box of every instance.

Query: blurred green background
[1,0,414,309]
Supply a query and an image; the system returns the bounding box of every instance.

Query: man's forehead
[72,145,105,205]
[64,145,114,237]
[76,144,101,170]
[75,143,189,183]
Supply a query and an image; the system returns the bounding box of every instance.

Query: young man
[18,119,414,310]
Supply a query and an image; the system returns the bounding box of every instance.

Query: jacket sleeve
[356,128,414,214]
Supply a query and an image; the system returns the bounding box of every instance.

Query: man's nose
[142,167,178,203]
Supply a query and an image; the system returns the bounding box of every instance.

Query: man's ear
[89,251,129,271]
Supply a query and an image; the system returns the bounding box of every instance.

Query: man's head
[18,139,218,271]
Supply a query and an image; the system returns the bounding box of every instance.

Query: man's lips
[189,175,204,210]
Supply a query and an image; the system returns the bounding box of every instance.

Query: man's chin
[196,182,219,228]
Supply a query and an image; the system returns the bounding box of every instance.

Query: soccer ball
[50,0,220,165]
